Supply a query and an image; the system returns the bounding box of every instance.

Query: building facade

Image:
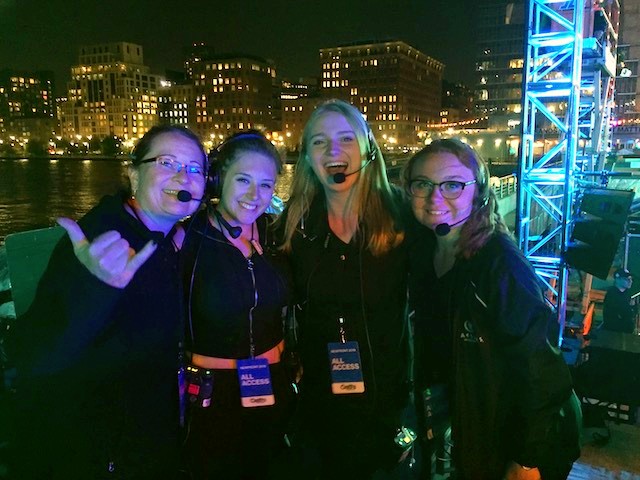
[474,1,526,129]
[189,52,278,142]
[440,80,475,124]
[319,40,444,149]
[59,42,163,140]
[158,82,195,128]
[613,0,640,150]
[0,70,56,141]
[281,77,321,151]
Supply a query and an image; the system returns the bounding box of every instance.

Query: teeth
[428,210,447,215]
[326,162,347,168]
[164,189,178,194]
[240,202,257,210]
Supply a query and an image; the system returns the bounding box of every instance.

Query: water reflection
[0,155,413,244]
[0,158,296,244]
[0,158,130,243]
[276,164,295,202]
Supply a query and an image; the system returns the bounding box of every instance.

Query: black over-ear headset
[206,131,269,199]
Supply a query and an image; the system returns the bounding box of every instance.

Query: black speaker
[565,188,635,279]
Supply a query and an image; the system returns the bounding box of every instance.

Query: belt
[189,340,284,370]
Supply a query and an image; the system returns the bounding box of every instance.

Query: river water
[0,157,295,245]
[0,156,517,245]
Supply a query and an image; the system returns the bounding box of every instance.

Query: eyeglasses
[408,179,477,199]
[140,155,205,176]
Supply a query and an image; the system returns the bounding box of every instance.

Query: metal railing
[492,174,517,199]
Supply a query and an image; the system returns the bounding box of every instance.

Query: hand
[57,217,157,289]
[504,462,541,480]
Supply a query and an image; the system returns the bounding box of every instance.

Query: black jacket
[603,286,635,333]
[411,231,580,479]
[7,194,183,479]
[284,194,411,426]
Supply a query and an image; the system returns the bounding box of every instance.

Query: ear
[128,165,139,196]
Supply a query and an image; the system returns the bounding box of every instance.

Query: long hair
[279,99,403,256]
[403,138,510,259]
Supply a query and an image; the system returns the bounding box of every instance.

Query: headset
[206,131,270,199]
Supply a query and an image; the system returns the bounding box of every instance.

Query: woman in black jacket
[181,131,294,479]
[405,138,581,480]
[7,125,207,479]
[277,99,413,479]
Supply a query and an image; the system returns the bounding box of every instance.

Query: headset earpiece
[367,131,377,162]
[205,131,268,199]
[206,150,223,199]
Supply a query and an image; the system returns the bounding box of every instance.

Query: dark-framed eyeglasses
[140,155,205,176]
[408,179,477,199]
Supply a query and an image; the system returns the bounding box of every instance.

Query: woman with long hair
[405,138,581,480]
[278,99,413,478]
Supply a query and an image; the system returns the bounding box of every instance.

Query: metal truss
[518,0,619,345]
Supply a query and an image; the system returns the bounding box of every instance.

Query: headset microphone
[434,222,454,237]
[212,208,242,239]
[177,190,241,239]
[434,198,489,237]
[176,190,204,203]
[333,157,373,184]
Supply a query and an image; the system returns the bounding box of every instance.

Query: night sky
[0,0,477,95]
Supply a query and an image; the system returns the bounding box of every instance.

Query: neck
[127,199,175,235]
[325,190,359,244]
[325,187,358,221]
[434,236,458,278]
[436,236,457,256]
[211,207,249,238]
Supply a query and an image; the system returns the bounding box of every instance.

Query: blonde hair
[279,99,404,256]
[403,138,510,259]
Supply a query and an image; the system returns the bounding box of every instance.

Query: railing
[492,174,517,199]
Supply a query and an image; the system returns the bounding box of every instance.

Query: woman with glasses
[404,138,581,480]
[7,125,207,479]
[180,131,294,479]
[276,99,413,478]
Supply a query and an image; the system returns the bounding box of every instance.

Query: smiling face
[409,151,477,234]
[217,151,278,227]
[306,111,364,193]
[128,131,206,231]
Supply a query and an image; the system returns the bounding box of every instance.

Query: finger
[125,240,157,275]
[88,231,126,257]
[97,239,132,274]
[57,217,88,246]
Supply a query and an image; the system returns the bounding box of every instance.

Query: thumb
[57,217,88,247]
[126,240,158,275]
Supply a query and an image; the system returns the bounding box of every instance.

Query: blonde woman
[278,99,413,478]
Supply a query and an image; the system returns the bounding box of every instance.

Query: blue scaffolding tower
[518,0,619,345]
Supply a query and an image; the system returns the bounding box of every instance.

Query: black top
[603,286,635,333]
[410,231,580,479]
[284,193,411,426]
[182,210,289,358]
[7,194,183,476]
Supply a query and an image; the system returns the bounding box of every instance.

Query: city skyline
[0,0,478,94]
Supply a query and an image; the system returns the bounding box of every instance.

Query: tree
[26,139,47,157]
[101,136,123,156]
[0,142,18,157]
